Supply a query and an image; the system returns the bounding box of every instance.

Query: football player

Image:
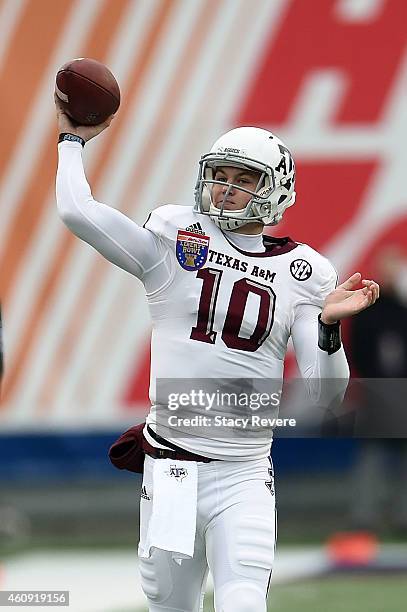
[55,102,379,612]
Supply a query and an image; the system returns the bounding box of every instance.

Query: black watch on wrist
[58,133,85,147]
[318,314,342,355]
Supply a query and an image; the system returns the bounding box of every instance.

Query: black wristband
[318,314,341,355]
[58,133,85,147]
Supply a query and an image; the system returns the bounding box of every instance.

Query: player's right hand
[55,93,115,142]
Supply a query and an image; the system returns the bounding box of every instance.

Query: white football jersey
[142,205,341,458]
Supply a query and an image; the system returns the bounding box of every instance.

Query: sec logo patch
[290,259,312,281]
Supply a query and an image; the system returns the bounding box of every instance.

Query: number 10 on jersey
[190,268,276,352]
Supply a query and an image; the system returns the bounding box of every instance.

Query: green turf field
[199,575,406,612]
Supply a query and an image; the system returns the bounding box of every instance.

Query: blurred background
[1,0,407,610]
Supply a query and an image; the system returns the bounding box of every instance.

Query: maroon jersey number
[190,268,223,344]
[190,268,276,352]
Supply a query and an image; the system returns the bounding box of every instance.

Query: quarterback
[55,103,379,612]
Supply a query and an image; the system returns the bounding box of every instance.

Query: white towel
[139,458,198,560]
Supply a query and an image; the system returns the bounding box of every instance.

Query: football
[55,58,120,126]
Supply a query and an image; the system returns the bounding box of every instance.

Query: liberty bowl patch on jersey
[176,230,209,271]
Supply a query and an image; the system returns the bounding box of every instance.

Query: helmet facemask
[196,155,270,230]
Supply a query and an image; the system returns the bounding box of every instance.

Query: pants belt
[143,426,217,463]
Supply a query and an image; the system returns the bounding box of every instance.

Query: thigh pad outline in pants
[206,503,276,611]
[139,547,208,612]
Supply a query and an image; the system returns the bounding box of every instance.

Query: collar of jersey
[221,230,298,258]
[222,229,265,253]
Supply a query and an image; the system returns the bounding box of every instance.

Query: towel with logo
[138,458,198,560]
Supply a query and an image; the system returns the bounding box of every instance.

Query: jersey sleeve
[56,141,172,292]
[142,205,181,244]
[304,255,338,308]
[291,251,349,404]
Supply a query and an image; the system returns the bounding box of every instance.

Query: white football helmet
[194,126,296,230]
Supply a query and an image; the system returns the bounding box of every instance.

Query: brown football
[55,58,120,126]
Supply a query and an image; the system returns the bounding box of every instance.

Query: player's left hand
[321,272,380,324]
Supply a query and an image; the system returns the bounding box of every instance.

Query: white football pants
[139,454,276,612]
